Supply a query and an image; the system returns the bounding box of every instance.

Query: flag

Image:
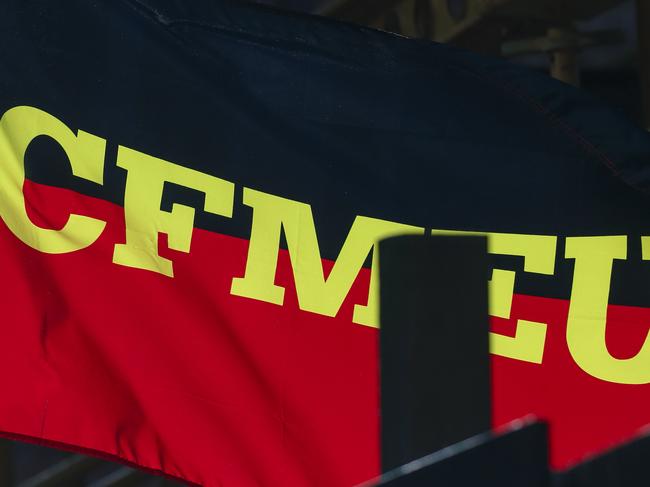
[1,0,650,485]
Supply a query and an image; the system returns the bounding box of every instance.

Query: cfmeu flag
[1,0,650,485]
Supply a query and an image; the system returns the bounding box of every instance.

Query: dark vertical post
[379,235,490,473]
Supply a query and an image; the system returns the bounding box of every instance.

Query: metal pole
[16,455,101,487]
[87,467,146,487]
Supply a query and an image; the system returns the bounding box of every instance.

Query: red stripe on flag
[1,181,650,484]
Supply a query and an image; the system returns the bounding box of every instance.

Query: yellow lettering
[0,106,107,252]
[231,188,423,327]
[566,236,650,384]
[432,229,556,364]
[112,146,235,277]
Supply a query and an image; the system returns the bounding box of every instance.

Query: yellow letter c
[0,106,107,253]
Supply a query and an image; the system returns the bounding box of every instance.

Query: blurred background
[1,0,647,486]
[258,0,649,129]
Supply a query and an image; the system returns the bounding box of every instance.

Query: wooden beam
[548,27,580,86]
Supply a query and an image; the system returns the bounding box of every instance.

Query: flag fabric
[2,0,650,485]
